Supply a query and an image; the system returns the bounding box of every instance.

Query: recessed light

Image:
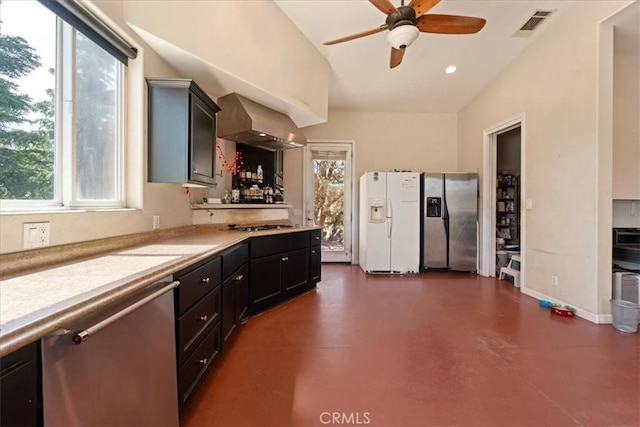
[259,132,266,137]
[445,65,457,74]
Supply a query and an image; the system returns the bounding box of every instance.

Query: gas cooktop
[228,224,294,232]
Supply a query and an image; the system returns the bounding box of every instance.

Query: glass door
[304,143,352,263]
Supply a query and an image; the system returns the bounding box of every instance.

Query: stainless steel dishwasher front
[41,279,179,426]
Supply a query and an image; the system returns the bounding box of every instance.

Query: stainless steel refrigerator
[421,173,478,272]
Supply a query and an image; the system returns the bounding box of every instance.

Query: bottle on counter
[257,165,263,183]
[222,190,231,204]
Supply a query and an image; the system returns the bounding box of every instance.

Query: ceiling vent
[514,10,555,37]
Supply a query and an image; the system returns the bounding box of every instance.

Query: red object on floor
[551,305,576,317]
[181,265,640,427]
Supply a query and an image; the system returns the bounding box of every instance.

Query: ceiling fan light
[386,25,419,50]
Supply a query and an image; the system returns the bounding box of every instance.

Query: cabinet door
[249,254,282,313]
[234,264,249,322]
[221,275,236,345]
[190,93,216,185]
[310,246,321,283]
[0,342,39,427]
[282,249,309,297]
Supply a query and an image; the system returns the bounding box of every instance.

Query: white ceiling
[274,0,578,113]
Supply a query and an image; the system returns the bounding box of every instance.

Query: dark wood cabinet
[173,256,222,412]
[0,342,40,427]
[177,323,220,407]
[309,229,322,284]
[221,274,237,343]
[220,244,249,347]
[221,263,248,345]
[282,249,310,297]
[235,264,249,322]
[310,247,321,283]
[176,285,221,366]
[249,254,283,312]
[249,231,318,315]
[147,78,220,186]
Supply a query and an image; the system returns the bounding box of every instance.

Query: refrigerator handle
[387,198,393,238]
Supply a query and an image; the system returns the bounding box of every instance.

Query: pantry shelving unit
[496,171,519,245]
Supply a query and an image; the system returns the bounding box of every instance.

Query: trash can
[610,299,640,333]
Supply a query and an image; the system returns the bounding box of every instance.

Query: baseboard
[598,314,613,324]
[520,287,610,324]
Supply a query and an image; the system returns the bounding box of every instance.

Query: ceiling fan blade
[390,47,404,69]
[408,0,441,17]
[323,24,388,45]
[416,14,487,34]
[369,0,399,15]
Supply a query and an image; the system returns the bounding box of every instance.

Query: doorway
[481,114,526,281]
[303,142,354,263]
[496,128,522,275]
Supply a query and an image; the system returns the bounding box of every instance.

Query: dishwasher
[41,278,180,426]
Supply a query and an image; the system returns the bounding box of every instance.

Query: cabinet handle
[199,315,208,322]
[199,358,208,365]
[311,250,316,254]
[235,274,243,281]
[282,256,289,261]
[200,277,210,284]
[314,236,320,240]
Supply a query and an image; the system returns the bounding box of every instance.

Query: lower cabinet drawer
[175,257,221,315]
[177,285,221,367]
[178,322,221,411]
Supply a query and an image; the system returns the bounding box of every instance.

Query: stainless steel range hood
[216,93,306,151]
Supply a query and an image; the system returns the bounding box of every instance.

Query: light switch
[29,227,38,243]
[23,222,50,249]
[525,199,533,210]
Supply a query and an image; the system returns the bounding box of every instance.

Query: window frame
[0,9,127,212]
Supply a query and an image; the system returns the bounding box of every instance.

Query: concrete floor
[182,265,640,426]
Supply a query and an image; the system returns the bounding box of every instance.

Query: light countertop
[192,203,292,209]
[0,225,319,357]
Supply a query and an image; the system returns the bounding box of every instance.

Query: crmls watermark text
[319,412,371,425]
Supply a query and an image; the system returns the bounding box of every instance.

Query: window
[0,0,127,209]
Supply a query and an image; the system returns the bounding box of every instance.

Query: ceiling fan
[323,0,486,69]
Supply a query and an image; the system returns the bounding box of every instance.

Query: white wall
[122,0,328,127]
[284,111,458,260]
[612,54,640,199]
[457,1,632,318]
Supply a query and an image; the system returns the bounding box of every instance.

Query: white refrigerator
[359,172,420,274]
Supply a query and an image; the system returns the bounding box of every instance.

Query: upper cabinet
[147,79,221,187]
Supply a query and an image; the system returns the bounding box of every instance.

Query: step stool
[500,255,521,287]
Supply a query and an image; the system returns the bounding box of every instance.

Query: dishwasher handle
[72,280,180,345]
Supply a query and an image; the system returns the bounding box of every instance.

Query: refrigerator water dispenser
[369,197,386,223]
[426,197,442,217]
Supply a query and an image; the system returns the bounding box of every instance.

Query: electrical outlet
[153,215,160,230]
[551,275,558,287]
[23,222,50,249]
